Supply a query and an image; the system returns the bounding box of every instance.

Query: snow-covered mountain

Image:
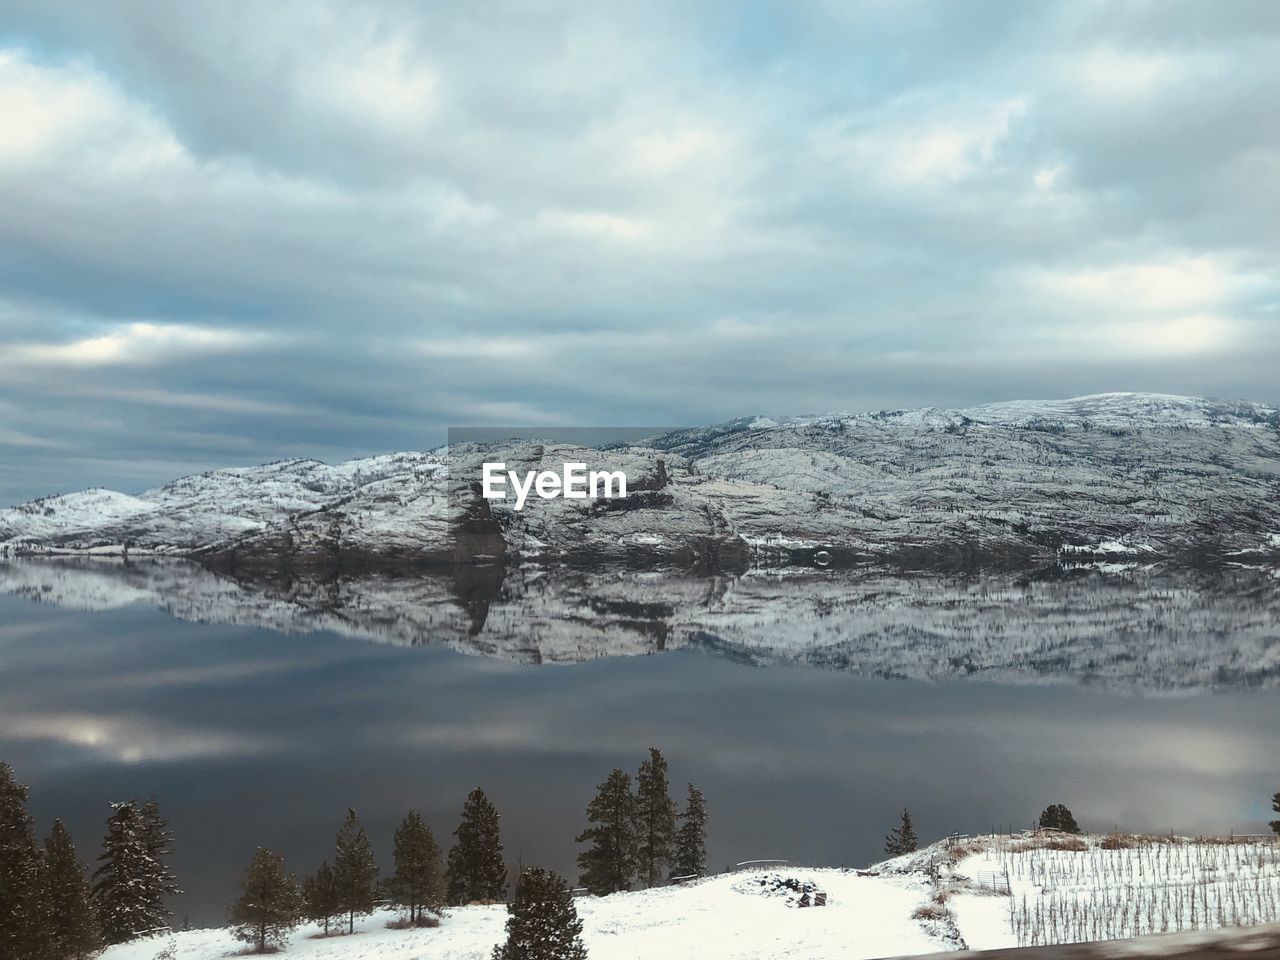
[0,452,447,557]
[3,393,1278,572]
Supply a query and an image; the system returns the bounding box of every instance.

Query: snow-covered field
[102,868,950,960]
[984,835,1280,945]
[914,833,1280,951]
[100,834,1280,960]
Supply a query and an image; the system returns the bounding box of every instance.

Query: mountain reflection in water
[1,558,1277,691]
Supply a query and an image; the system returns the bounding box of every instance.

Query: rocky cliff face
[2,393,1278,573]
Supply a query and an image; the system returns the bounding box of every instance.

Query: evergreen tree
[575,769,637,895]
[139,798,182,908]
[228,847,304,954]
[26,845,53,960]
[94,802,167,944]
[884,808,918,856]
[387,810,445,925]
[302,861,340,936]
[446,789,507,905]
[0,761,41,959]
[671,784,708,880]
[492,867,587,960]
[332,809,378,934]
[634,748,676,887]
[1269,790,1279,836]
[1038,803,1081,834]
[41,820,101,960]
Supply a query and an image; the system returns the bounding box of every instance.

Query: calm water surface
[1,589,1277,925]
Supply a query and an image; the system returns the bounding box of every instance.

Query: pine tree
[634,748,676,887]
[387,810,445,925]
[41,820,101,960]
[1038,803,1081,834]
[492,867,587,960]
[228,847,304,954]
[575,769,637,895]
[94,802,167,944]
[332,808,378,934]
[0,762,41,959]
[446,789,507,905]
[26,845,52,960]
[1268,791,1279,836]
[302,861,340,936]
[139,798,182,909]
[884,808,918,856]
[671,784,707,880]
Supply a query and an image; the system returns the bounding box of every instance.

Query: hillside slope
[99,832,1280,960]
[2,394,1278,572]
[100,867,952,960]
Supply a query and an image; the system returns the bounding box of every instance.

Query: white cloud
[1079,47,1176,97]
[416,336,543,359]
[1073,47,1178,100]
[1026,256,1265,315]
[305,36,439,128]
[1012,256,1274,359]
[0,50,182,171]
[1033,164,1065,190]
[1102,313,1240,356]
[622,121,731,176]
[8,322,275,368]
[708,316,778,340]
[817,96,1031,186]
[0,428,67,449]
[538,208,652,242]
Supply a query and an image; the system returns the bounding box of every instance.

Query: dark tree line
[31,756,1195,960]
[1,761,180,960]
[227,789,507,952]
[575,748,708,895]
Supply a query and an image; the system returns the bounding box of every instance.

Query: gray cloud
[0,0,1277,503]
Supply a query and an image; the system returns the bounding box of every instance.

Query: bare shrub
[386,914,441,930]
[1043,837,1087,852]
[912,903,951,922]
[1100,833,1137,850]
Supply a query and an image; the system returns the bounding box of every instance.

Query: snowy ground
[102,868,951,960]
[101,834,1280,960]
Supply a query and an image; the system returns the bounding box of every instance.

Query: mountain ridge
[2,393,1278,573]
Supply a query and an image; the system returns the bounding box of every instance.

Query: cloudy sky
[1,1,1278,504]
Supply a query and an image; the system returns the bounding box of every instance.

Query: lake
[1,560,1277,925]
